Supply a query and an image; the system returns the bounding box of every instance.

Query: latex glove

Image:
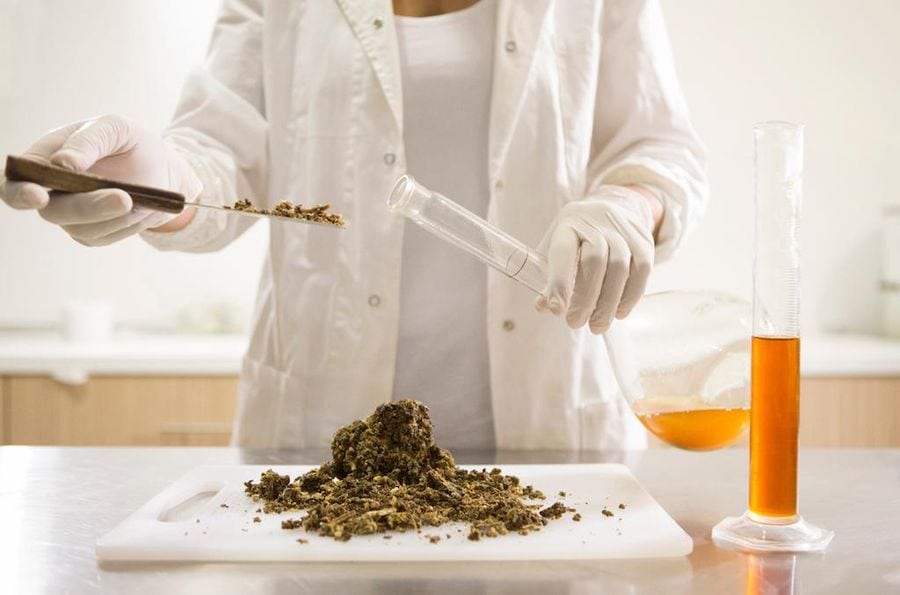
[535,186,656,334]
[0,115,200,246]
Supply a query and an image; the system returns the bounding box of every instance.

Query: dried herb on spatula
[225,198,345,227]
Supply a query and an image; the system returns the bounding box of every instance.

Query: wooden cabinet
[799,377,899,447]
[1,375,897,447]
[2,376,237,446]
[0,377,6,444]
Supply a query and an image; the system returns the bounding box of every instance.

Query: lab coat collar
[334,0,404,133]
[335,0,554,174]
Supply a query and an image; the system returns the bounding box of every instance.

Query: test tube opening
[388,174,425,216]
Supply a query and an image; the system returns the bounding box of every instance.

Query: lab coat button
[368,294,382,307]
[502,319,515,331]
[494,179,504,191]
[373,18,384,29]
[383,153,396,165]
[505,41,517,53]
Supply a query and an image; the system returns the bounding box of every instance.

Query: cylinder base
[712,511,834,553]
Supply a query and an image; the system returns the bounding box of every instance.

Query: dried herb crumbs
[244,399,566,542]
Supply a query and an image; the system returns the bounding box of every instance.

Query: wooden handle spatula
[4,155,345,228]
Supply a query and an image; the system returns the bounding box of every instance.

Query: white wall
[655,0,899,335]
[1,0,897,334]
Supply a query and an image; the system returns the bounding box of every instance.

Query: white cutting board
[96,464,692,562]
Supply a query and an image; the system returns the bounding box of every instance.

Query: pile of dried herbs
[244,399,570,542]
[225,198,345,227]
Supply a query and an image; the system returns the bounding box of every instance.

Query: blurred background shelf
[0,332,896,448]
[1,331,897,378]
[801,333,900,377]
[0,331,246,378]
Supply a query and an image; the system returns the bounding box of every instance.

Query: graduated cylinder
[749,122,803,523]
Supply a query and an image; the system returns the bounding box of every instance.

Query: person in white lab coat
[0,0,706,450]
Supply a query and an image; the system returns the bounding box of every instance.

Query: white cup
[60,301,114,343]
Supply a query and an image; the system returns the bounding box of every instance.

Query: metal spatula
[4,155,345,229]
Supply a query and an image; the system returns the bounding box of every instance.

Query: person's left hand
[535,186,656,334]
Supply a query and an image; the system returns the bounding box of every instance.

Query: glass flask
[388,175,751,450]
[615,291,751,450]
[711,122,834,552]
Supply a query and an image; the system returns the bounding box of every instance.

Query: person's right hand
[0,115,201,245]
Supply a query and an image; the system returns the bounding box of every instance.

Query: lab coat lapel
[489,0,553,181]
[334,0,403,132]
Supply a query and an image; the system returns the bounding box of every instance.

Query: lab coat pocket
[231,355,305,448]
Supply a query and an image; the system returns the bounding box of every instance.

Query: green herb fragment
[539,502,568,520]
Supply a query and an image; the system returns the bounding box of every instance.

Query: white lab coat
[144,0,707,450]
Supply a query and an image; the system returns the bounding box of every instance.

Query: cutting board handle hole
[157,482,225,523]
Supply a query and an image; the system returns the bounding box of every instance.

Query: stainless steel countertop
[1,447,897,594]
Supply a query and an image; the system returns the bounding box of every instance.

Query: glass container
[617,291,751,450]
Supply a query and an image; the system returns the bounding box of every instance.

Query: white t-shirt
[393,0,497,449]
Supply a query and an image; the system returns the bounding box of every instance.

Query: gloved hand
[0,115,201,246]
[535,186,657,334]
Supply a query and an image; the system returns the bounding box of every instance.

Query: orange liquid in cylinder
[637,408,750,451]
[749,336,799,521]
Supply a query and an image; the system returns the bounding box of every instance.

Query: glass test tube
[712,122,833,552]
[388,175,549,293]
